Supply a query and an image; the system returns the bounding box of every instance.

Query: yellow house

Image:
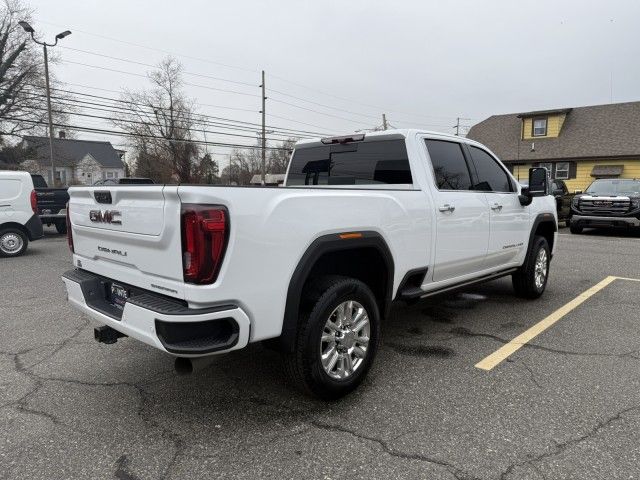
[467,102,640,192]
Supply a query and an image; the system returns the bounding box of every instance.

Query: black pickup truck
[521,178,575,226]
[570,179,640,233]
[31,174,70,234]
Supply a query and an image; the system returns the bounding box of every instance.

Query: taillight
[30,190,37,214]
[181,205,228,284]
[66,202,74,253]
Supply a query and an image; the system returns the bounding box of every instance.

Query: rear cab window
[286,139,412,186]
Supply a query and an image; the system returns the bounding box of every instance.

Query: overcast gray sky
[26,0,640,165]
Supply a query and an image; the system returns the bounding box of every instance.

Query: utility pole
[18,22,72,186]
[260,70,266,184]
[382,113,388,130]
[454,117,460,136]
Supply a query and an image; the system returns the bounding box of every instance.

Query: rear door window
[424,139,472,190]
[286,139,412,186]
[468,146,513,193]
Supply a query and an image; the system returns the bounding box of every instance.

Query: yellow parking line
[475,275,619,371]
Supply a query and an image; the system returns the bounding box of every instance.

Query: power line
[60,46,258,88]
[41,21,475,127]
[17,102,306,143]
[39,20,259,74]
[38,81,338,135]
[57,43,468,128]
[10,85,333,138]
[5,116,293,151]
[60,60,261,98]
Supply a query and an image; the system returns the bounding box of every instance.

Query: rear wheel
[284,276,380,400]
[0,228,28,258]
[54,220,67,234]
[512,236,550,299]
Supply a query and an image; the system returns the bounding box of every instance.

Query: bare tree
[114,57,201,183]
[0,0,72,144]
[267,138,295,174]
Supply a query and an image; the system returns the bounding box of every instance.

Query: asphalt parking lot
[1,226,640,480]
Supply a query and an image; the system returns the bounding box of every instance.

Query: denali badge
[89,210,122,225]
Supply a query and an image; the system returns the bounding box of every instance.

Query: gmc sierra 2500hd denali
[570,178,640,233]
[62,130,557,399]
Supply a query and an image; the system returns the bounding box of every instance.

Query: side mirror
[528,167,548,197]
[519,167,548,206]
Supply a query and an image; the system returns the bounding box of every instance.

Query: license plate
[110,283,129,308]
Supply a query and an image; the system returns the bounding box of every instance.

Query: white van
[0,171,44,257]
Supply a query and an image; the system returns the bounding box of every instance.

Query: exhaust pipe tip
[174,357,194,375]
[174,356,217,375]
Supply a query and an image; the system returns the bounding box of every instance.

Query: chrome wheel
[0,232,24,255]
[320,300,370,380]
[534,248,548,289]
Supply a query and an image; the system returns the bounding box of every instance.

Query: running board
[400,268,518,300]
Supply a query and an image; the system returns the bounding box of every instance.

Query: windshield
[585,179,640,196]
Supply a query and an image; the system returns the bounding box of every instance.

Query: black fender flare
[527,212,557,257]
[277,231,394,353]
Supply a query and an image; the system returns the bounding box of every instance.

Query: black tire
[284,276,380,400]
[512,236,550,299]
[569,223,583,234]
[0,228,28,258]
[55,220,67,234]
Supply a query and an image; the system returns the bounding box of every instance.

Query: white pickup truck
[62,130,557,399]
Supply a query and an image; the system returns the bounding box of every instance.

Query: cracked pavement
[1,227,640,479]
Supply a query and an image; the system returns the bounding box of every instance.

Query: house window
[555,162,570,180]
[538,162,553,177]
[107,172,114,178]
[532,117,548,137]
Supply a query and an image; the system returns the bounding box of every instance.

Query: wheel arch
[0,222,32,240]
[277,231,394,353]
[529,213,557,256]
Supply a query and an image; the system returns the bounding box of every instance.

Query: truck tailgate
[68,185,185,297]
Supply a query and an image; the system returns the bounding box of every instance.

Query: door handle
[438,204,455,213]
[490,203,503,211]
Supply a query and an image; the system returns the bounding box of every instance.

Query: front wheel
[284,277,380,400]
[512,236,550,299]
[569,223,583,234]
[0,228,28,258]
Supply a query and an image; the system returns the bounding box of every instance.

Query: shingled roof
[467,101,640,162]
[21,136,124,169]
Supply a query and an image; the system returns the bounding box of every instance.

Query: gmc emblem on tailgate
[89,210,122,225]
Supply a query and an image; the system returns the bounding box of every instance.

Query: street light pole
[18,22,71,186]
[42,44,56,184]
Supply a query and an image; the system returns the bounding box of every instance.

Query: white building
[20,133,126,186]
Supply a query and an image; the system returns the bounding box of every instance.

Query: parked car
[0,171,44,257]
[521,178,574,226]
[93,177,155,186]
[570,178,640,233]
[31,174,70,234]
[62,130,558,399]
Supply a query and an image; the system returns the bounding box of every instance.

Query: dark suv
[570,179,640,233]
